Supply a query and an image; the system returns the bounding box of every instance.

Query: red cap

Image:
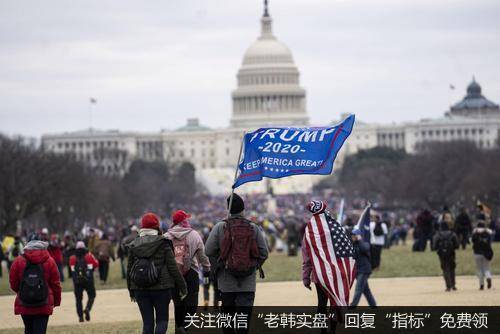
[172,210,191,225]
[141,213,160,230]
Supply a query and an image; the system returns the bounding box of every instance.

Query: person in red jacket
[69,241,99,322]
[9,234,62,334]
[48,234,64,282]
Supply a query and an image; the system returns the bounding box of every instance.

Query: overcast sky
[1,0,499,138]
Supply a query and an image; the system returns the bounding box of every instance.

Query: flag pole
[227,131,246,219]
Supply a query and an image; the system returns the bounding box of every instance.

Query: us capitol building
[42,2,500,194]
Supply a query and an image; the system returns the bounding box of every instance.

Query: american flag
[304,212,356,306]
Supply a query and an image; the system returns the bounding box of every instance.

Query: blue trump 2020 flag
[233,114,355,188]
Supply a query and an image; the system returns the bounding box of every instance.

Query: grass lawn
[1,243,499,296]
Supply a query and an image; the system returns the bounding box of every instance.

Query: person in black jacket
[455,207,472,250]
[127,213,187,334]
[432,223,459,291]
[472,222,494,290]
[350,229,376,307]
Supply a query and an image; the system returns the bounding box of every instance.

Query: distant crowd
[1,193,498,334]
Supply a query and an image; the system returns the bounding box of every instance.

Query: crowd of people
[1,193,498,334]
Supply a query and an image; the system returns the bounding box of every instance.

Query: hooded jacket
[165,225,211,274]
[69,248,99,283]
[126,232,186,295]
[9,240,62,315]
[472,227,493,257]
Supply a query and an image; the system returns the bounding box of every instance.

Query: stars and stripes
[304,211,356,306]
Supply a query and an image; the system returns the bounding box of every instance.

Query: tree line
[318,141,500,212]
[0,135,196,234]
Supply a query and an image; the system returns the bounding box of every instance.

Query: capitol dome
[241,14,294,67]
[230,1,309,128]
[450,77,499,118]
[242,39,294,66]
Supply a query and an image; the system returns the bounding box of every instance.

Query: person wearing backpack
[165,209,211,333]
[369,215,388,270]
[9,234,62,334]
[471,221,494,290]
[69,241,99,322]
[205,193,269,334]
[127,213,187,334]
[432,222,459,291]
[94,233,115,284]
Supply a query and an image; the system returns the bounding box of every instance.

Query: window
[191,149,195,157]
[226,148,230,156]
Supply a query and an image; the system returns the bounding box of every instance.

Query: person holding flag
[302,200,356,333]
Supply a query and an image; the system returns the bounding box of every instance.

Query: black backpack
[437,234,454,257]
[373,222,384,236]
[130,257,159,288]
[19,257,49,307]
[73,256,91,285]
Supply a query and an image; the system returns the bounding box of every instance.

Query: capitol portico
[41,2,500,194]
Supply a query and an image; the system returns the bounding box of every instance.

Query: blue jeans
[134,289,171,334]
[350,273,376,307]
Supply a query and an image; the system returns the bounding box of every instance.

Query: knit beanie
[307,200,327,215]
[141,213,160,230]
[227,193,245,215]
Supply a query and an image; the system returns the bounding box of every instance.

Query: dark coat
[432,230,459,258]
[126,234,186,295]
[472,228,493,259]
[455,213,472,232]
[353,239,372,274]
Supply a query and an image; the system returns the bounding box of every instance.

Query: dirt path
[1,276,498,329]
